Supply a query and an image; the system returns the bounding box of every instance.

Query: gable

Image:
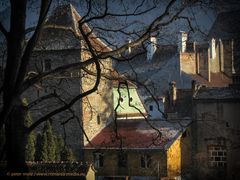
[113,87,146,118]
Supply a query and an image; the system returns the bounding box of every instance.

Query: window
[118,152,127,168]
[44,59,51,71]
[208,145,227,168]
[97,115,101,125]
[141,154,151,168]
[93,153,104,168]
[149,105,153,111]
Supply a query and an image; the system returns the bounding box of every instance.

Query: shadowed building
[84,80,192,180]
[192,78,240,180]
[23,4,113,159]
[84,119,191,180]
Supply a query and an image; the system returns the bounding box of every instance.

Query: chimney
[169,81,177,106]
[178,31,188,53]
[147,36,157,61]
[128,39,132,54]
[210,38,216,59]
[193,41,196,52]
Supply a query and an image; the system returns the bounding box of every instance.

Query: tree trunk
[5,99,28,173]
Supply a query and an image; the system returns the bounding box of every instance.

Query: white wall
[178,31,187,53]
[147,37,157,61]
[145,99,165,120]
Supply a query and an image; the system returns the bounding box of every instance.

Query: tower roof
[35,4,111,52]
[46,4,81,34]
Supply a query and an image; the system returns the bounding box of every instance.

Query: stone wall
[80,45,113,144]
[192,101,240,180]
[23,49,83,158]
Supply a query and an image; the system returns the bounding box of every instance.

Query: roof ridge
[46,3,81,35]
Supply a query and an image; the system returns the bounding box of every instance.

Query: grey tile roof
[193,87,240,100]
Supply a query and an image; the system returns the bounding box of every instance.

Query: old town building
[23,4,113,159]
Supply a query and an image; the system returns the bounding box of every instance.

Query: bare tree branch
[0,21,8,39]
[15,0,52,90]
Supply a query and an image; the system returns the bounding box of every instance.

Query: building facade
[84,120,191,180]
[192,83,240,180]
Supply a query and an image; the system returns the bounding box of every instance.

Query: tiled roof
[193,87,240,100]
[36,4,111,52]
[114,45,178,82]
[85,119,191,150]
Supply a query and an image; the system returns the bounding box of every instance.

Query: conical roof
[46,3,81,34]
[35,3,111,52]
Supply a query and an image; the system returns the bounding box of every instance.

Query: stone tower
[24,4,113,159]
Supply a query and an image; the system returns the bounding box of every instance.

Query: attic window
[120,97,124,102]
[149,105,153,111]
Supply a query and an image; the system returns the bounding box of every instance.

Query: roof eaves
[164,130,182,150]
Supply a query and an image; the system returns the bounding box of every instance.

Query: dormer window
[149,105,153,111]
[97,114,101,125]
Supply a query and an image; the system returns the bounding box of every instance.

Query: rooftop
[85,119,191,150]
[193,87,240,100]
[35,3,111,52]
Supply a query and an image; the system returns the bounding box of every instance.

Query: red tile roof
[85,120,191,150]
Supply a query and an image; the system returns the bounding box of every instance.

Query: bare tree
[0,0,211,173]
